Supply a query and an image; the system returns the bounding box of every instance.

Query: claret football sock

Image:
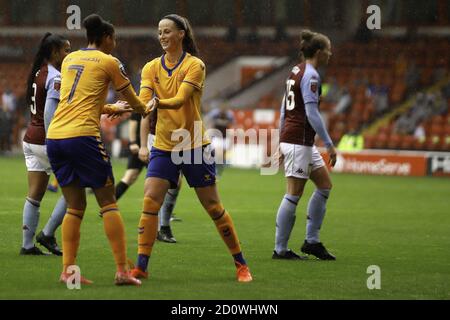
[306,189,330,244]
[101,203,127,272]
[275,194,300,254]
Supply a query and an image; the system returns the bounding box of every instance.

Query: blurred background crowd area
[0,0,449,155]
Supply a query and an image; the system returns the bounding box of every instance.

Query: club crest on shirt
[114,58,128,79]
[310,78,318,93]
[119,63,128,78]
[177,71,186,82]
[53,77,61,91]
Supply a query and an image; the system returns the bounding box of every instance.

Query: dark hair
[26,33,67,106]
[299,29,329,60]
[83,14,114,46]
[163,14,199,56]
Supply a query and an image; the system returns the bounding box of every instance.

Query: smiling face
[158,19,185,53]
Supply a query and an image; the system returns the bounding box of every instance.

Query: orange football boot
[114,271,142,286]
[130,268,148,279]
[59,272,93,285]
[236,262,253,282]
[128,259,148,279]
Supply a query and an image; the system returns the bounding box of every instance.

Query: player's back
[280,62,321,146]
[48,48,130,139]
[23,64,48,145]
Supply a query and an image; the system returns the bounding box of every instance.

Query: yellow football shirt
[47,48,131,139]
[139,52,209,151]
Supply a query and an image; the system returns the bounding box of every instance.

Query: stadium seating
[1,34,448,152]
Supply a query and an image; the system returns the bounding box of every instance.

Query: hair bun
[83,14,103,31]
[300,29,314,42]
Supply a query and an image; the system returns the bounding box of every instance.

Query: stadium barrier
[228,144,450,177]
[330,150,450,177]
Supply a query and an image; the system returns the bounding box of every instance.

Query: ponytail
[26,33,67,106]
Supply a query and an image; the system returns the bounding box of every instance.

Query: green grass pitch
[0,156,449,299]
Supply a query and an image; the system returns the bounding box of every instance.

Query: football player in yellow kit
[47,14,150,286]
[130,14,252,283]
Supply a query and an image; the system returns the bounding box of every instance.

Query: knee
[69,202,86,212]
[28,185,47,202]
[316,178,332,191]
[129,171,140,185]
[144,189,165,206]
[99,202,119,217]
[287,185,304,197]
[95,191,116,208]
[67,207,86,220]
[143,195,163,214]
[123,170,139,185]
[320,182,332,191]
[28,192,45,203]
[205,201,225,220]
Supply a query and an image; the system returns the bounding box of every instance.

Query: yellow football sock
[101,203,127,272]
[137,197,161,257]
[208,204,242,255]
[62,208,84,273]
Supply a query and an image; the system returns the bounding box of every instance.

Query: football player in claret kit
[21,33,71,256]
[46,14,150,286]
[273,30,337,261]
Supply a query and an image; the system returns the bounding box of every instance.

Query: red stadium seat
[430,123,444,137]
[378,125,391,136]
[412,138,426,150]
[387,134,402,149]
[424,136,441,151]
[399,135,415,150]
[363,135,376,149]
[439,138,450,152]
[374,133,388,149]
[431,115,445,126]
